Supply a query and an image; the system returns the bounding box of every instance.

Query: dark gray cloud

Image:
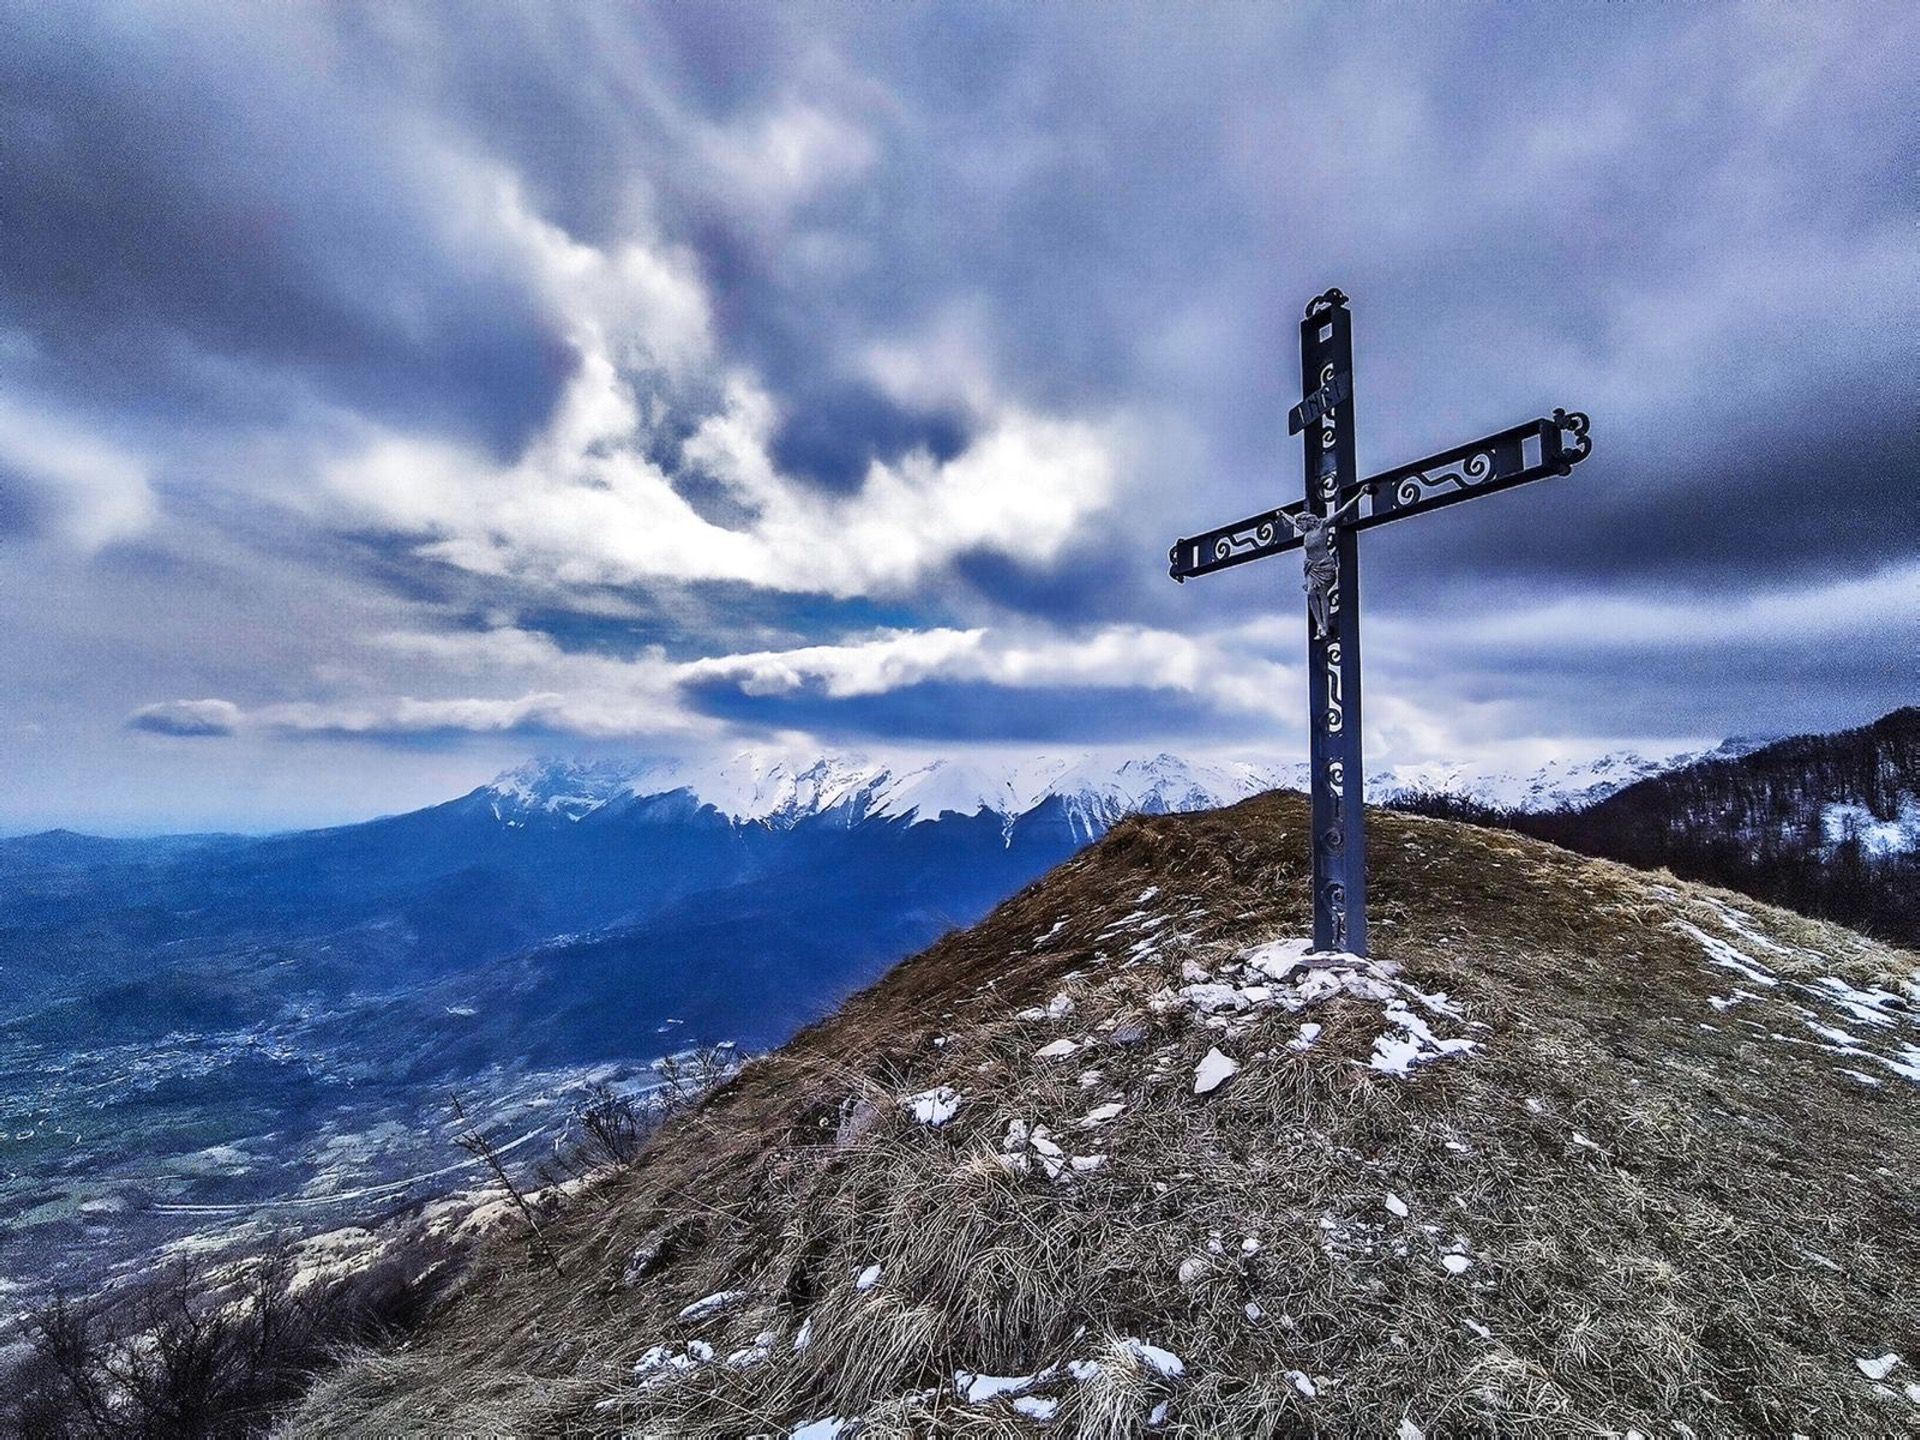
[0,7,574,456]
[0,1,1912,830]
[127,700,240,737]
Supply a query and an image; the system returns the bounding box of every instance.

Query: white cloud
[0,401,156,550]
[1379,562,1920,655]
[131,618,1303,742]
[324,357,1120,600]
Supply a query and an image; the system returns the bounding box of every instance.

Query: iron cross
[1169,287,1592,956]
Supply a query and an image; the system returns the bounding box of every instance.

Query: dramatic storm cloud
[0,3,1911,831]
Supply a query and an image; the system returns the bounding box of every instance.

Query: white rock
[1241,936,1314,981]
[1193,1047,1240,1094]
[1855,1352,1902,1380]
[1180,983,1248,1014]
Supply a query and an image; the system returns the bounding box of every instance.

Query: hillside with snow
[256,789,1920,1437]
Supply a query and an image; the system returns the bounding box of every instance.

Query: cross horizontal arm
[1167,499,1311,581]
[1343,408,1591,535]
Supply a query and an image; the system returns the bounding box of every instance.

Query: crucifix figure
[1169,287,1592,956]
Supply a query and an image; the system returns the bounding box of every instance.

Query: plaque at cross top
[1168,287,1593,957]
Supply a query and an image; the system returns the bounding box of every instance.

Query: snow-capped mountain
[479,741,1741,839]
[480,751,1298,840]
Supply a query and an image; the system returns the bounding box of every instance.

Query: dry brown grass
[283,793,1920,1437]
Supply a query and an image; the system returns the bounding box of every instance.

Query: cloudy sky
[1,3,1912,832]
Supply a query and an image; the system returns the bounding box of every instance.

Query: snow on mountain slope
[478,742,1731,835]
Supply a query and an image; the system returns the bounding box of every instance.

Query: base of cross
[1168,287,1592,956]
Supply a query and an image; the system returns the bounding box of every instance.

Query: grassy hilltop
[270,790,1920,1436]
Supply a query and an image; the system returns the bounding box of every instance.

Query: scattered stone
[1855,1352,1902,1381]
[835,1098,884,1148]
[1193,1047,1240,1094]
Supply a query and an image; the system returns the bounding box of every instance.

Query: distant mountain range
[471,738,1756,840]
[1394,708,1918,944]
[0,731,1809,1300]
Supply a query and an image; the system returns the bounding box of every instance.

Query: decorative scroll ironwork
[1347,410,1592,534]
[1321,880,1347,950]
[1168,500,1309,582]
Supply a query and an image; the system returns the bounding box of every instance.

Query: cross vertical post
[1300,290,1367,955]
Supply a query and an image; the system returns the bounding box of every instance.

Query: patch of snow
[1385,1192,1409,1218]
[1036,1038,1080,1059]
[1013,1395,1059,1421]
[1676,922,1778,988]
[958,1369,1044,1403]
[1120,1337,1187,1378]
[1822,800,1920,857]
[907,1086,962,1127]
[1371,1002,1477,1076]
[1284,1369,1317,1398]
[855,1263,883,1292]
[1440,1254,1474,1275]
[677,1289,746,1322]
[791,1418,857,1440]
